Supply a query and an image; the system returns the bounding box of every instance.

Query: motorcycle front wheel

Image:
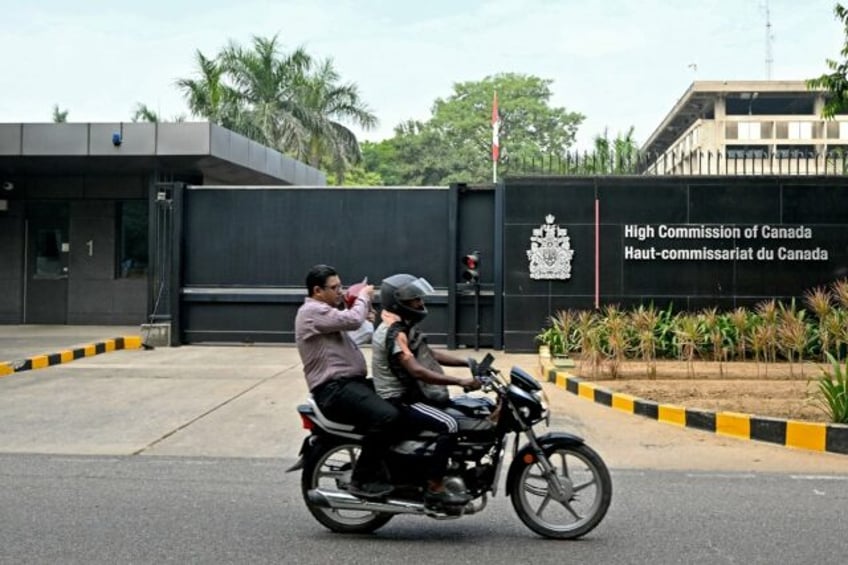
[508,442,612,539]
[301,440,393,534]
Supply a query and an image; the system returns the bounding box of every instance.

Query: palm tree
[52,104,68,123]
[131,103,160,123]
[176,50,240,128]
[296,57,378,181]
[585,126,639,173]
[174,35,376,182]
[130,103,187,123]
[219,34,312,154]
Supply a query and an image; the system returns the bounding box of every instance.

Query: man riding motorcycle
[371,273,479,506]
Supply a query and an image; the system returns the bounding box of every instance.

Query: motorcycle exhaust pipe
[307,488,476,517]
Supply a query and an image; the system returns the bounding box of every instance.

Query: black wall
[503,176,848,351]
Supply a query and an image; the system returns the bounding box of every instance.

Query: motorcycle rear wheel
[301,441,393,534]
[509,442,611,539]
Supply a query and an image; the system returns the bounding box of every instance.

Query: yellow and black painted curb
[544,365,848,456]
[0,336,142,377]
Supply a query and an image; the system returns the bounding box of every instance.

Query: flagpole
[492,90,499,183]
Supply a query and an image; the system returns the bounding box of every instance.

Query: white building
[641,80,848,175]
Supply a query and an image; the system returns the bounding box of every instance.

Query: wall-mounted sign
[527,214,574,280]
[623,224,829,262]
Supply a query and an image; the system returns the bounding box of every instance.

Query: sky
[0,0,845,151]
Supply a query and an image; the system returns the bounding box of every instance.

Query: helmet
[380,274,434,325]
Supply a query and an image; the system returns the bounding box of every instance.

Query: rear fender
[285,436,315,472]
[505,432,584,496]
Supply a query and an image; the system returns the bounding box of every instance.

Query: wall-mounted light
[2,181,13,191]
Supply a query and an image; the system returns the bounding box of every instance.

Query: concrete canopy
[0,122,326,186]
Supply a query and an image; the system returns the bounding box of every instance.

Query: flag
[492,91,500,164]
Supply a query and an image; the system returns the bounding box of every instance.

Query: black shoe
[425,488,471,506]
[348,480,393,499]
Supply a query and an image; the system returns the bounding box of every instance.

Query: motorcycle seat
[306,396,358,434]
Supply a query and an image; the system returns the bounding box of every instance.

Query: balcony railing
[499,149,848,177]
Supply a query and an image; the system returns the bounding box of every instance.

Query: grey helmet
[380,274,434,325]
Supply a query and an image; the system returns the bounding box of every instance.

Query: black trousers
[391,399,458,482]
[312,377,401,482]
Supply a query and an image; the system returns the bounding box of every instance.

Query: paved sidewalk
[0,325,142,361]
[0,325,845,473]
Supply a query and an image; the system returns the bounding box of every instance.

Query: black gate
[157,176,848,352]
[167,183,498,349]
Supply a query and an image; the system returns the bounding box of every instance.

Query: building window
[738,122,761,140]
[774,145,815,158]
[726,145,767,159]
[117,200,148,278]
[788,121,812,139]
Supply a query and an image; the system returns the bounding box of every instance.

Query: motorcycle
[286,353,612,539]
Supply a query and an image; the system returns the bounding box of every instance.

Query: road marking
[789,475,848,481]
[685,473,757,479]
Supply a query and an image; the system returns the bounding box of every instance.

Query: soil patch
[566,359,831,423]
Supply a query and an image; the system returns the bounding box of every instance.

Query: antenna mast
[764,0,774,79]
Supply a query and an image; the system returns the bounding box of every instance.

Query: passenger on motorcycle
[294,264,401,499]
[371,273,479,506]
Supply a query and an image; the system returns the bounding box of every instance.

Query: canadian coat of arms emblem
[527,214,574,280]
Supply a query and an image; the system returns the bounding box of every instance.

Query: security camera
[1,181,13,191]
[112,132,122,147]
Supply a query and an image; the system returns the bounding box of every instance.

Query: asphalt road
[1,454,846,564]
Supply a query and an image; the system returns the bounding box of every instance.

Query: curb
[542,362,848,456]
[0,336,142,377]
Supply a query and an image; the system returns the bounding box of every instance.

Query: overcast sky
[0,0,844,150]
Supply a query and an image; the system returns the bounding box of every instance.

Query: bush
[815,353,848,424]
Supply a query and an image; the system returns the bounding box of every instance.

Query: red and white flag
[492,91,500,164]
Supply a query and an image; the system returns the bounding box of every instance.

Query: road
[1,342,846,563]
[1,454,846,564]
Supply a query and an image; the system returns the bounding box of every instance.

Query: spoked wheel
[509,442,612,539]
[301,441,393,534]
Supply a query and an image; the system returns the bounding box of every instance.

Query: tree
[362,73,585,185]
[131,103,159,123]
[582,126,640,173]
[177,35,376,183]
[176,50,240,128]
[52,104,68,123]
[378,120,469,185]
[218,34,313,153]
[131,103,186,123]
[808,3,848,118]
[296,57,378,181]
[326,164,383,186]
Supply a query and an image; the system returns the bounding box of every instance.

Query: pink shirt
[295,293,371,391]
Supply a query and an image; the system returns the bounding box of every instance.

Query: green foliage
[815,353,848,423]
[580,127,640,174]
[175,35,375,181]
[362,73,585,185]
[51,104,68,123]
[534,278,848,381]
[325,164,383,186]
[536,323,566,357]
[808,3,848,118]
[131,103,186,123]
